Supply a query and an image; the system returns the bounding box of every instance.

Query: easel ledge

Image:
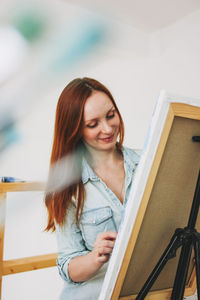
[119,268,196,299]
[0,181,46,192]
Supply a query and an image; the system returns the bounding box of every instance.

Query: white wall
[1,3,200,300]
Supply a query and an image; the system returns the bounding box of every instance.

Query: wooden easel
[0,182,57,300]
[99,98,200,300]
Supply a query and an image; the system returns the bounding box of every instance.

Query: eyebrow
[84,106,115,123]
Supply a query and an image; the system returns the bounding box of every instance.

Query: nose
[100,120,112,134]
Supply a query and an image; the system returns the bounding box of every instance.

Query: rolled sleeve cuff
[57,251,90,285]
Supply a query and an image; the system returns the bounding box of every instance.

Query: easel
[136,137,200,300]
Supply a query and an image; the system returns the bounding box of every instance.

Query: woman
[45,77,140,300]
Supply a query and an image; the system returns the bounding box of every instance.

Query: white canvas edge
[98,90,200,300]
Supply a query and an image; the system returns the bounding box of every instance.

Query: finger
[98,247,113,255]
[95,240,115,249]
[97,231,117,241]
[97,254,110,263]
[101,240,115,249]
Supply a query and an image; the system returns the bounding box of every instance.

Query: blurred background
[1,0,200,299]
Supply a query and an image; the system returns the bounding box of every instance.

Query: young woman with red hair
[45,78,140,300]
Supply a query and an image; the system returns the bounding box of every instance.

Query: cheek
[112,116,120,135]
[112,115,120,127]
[82,128,98,142]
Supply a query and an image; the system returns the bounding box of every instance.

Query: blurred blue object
[49,19,107,72]
[0,176,25,182]
[0,9,108,154]
[0,121,20,152]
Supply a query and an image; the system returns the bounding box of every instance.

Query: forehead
[84,91,113,121]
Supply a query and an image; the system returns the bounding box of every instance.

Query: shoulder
[122,146,140,165]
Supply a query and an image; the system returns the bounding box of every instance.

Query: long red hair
[45,77,124,231]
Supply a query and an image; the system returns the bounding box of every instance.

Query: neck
[85,145,121,169]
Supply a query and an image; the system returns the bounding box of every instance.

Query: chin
[99,141,117,151]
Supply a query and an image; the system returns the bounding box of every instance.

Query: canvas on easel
[99,90,200,300]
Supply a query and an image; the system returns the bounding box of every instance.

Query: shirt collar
[82,156,98,184]
[123,146,139,172]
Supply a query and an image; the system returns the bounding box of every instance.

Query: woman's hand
[68,231,117,282]
[91,231,117,264]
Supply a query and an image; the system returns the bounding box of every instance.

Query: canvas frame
[99,91,200,300]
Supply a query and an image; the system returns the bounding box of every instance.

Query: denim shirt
[55,146,140,300]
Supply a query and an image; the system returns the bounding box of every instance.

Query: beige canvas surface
[120,116,200,296]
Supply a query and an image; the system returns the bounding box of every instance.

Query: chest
[95,164,125,204]
[82,180,124,232]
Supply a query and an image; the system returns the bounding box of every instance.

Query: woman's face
[82,91,120,152]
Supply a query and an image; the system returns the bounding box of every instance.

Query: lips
[99,134,115,143]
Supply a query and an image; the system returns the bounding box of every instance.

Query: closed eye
[85,108,116,128]
[107,110,115,119]
[86,121,98,128]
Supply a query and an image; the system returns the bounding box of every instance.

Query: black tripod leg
[194,239,200,300]
[171,241,193,300]
[135,233,181,300]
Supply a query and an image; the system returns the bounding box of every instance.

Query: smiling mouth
[99,134,115,142]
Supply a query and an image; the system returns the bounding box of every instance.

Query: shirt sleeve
[55,204,90,285]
